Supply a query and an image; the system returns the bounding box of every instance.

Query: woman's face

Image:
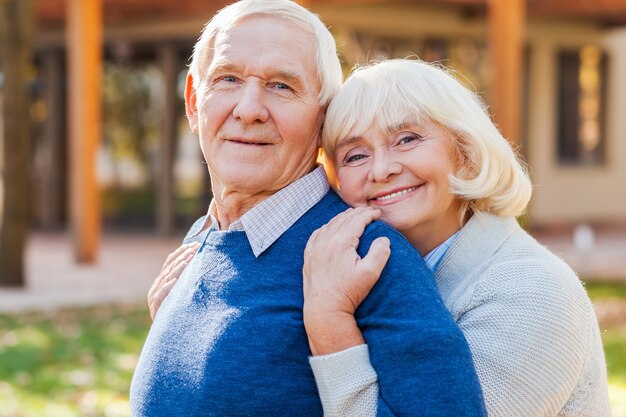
[334,118,463,255]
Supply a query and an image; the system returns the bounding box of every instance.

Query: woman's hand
[303,207,391,355]
[148,242,201,319]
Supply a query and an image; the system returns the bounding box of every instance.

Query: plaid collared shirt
[423,229,460,272]
[189,166,329,257]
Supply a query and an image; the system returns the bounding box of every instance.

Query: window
[557,46,608,166]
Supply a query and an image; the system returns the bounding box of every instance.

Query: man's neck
[209,163,319,230]
[209,191,270,230]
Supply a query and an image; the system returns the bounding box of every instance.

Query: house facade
[20,0,626,248]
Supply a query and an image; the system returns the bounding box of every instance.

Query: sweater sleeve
[457,257,607,417]
[309,345,379,417]
[310,222,486,417]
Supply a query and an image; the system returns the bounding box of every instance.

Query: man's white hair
[189,0,342,106]
[322,59,533,219]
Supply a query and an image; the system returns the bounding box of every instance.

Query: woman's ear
[316,108,327,147]
[184,73,199,134]
[317,150,339,192]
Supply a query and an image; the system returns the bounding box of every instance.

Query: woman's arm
[455,258,609,416]
[303,208,390,356]
[303,208,388,416]
[303,208,486,416]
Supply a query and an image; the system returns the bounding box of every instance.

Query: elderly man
[130,1,486,416]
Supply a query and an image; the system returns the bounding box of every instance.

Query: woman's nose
[368,151,402,182]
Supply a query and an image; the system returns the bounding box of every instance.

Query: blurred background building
[2,0,626,279]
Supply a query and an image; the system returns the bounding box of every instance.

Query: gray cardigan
[310,211,611,417]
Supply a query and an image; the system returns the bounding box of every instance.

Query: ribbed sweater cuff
[309,344,378,413]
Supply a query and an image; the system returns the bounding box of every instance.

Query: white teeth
[376,187,418,201]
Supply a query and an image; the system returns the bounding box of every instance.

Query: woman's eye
[398,134,418,144]
[221,76,237,82]
[346,154,367,164]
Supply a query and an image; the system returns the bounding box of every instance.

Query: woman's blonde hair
[322,59,532,219]
[189,0,342,107]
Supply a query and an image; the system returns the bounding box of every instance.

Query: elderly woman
[303,59,610,417]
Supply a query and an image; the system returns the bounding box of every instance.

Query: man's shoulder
[361,220,419,257]
[303,192,419,257]
[296,189,349,227]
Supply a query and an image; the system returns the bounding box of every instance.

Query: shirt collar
[194,166,329,257]
[424,230,461,272]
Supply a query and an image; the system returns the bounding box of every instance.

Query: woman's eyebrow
[335,136,362,151]
[386,121,413,133]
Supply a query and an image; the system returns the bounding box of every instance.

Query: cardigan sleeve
[308,345,380,417]
[456,256,608,417]
[309,222,487,417]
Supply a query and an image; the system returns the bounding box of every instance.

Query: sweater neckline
[202,229,250,248]
[435,212,518,292]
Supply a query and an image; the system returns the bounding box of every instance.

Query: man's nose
[368,151,402,183]
[232,82,269,124]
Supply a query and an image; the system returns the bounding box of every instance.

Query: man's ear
[185,73,199,134]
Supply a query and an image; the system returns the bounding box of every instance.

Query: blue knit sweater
[130,191,486,416]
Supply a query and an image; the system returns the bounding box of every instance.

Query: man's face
[187,16,324,199]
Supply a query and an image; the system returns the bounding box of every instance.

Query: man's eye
[274,82,292,90]
[221,76,237,82]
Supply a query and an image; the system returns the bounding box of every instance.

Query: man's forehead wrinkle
[209,59,236,75]
[210,51,307,87]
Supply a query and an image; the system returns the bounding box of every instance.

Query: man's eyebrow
[272,71,304,90]
[208,62,304,90]
[208,62,238,76]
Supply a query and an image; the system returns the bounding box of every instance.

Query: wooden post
[39,49,66,229]
[0,0,34,286]
[488,0,525,145]
[157,44,178,236]
[67,0,102,262]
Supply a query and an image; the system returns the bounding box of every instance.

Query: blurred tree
[0,0,34,286]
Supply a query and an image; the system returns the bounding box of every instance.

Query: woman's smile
[368,185,421,206]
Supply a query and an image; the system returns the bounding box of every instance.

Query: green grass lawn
[585,281,626,417]
[0,305,150,417]
[0,282,625,417]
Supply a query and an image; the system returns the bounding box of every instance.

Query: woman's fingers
[303,206,388,317]
[315,207,381,249]
[327,207,380,233]
[302,211,391,355]
[148,242,200,319]
[358,237,391,282]
[162,242,196,272]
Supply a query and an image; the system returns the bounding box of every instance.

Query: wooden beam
[488,0,525,146]
[67,0,102,262]
[39,49,66,229]
[157,43,179,236]
[528,0,626,16]
[0,0,34,286]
